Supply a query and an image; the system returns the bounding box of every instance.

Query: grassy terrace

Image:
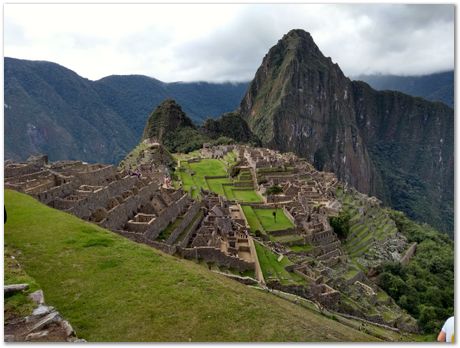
[337,188,399,262]
[254,242,305,286]
[232,190,263,203]
[242,206,300,245]
[176,154,263,203]
[4,190,379,342]
[253,208,294,232]
[157,217,183,241]
[289,244,314,253]
[241,206,265,234]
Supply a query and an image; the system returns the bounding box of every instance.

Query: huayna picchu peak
[239,29,453,235]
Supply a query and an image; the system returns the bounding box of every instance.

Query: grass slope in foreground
[4,190,377,342]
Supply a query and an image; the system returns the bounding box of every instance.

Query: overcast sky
[4,3,455,82]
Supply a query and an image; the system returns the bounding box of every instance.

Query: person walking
[437,316,454,343]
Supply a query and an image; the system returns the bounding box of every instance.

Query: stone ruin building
[5,147,417,330]
[4,153,256,275]
[201,144,235,159]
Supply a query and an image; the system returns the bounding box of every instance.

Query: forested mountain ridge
[4,57,248,164]
[353,71,454,107]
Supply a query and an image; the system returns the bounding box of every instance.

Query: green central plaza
[173,152,297,274]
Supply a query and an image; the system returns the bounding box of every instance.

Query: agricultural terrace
[254,242,306,286]
[253,208,294,232]
[175,152,263,203]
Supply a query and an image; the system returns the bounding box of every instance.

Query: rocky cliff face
[239,29,453,234]
[201,112,261,145]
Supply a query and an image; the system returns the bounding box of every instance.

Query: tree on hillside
[266,185,283,196]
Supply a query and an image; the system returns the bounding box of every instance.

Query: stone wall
[73,165,117,186]
[178,210,204,248]
[5,163,41,178]
[65,176,145,219]
[179,246,255,272]
[36,181,78,205]
[269,228,296,237]
[212,271,259,285]
[115,230,177,255]
[166,202,202,245]
[249,238,265,284]
[144,194,190,241]
[400,242,417,266]
[102,182,160,230]
[283,207,296,224]
[346,270,366,286]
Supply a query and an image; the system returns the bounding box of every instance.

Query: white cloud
[4,3,454,82]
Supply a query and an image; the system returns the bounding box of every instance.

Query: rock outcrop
[141,99,209,153]
[201,112,261,145]
[239,29,453,235]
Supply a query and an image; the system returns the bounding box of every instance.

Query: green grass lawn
[223,185,236,200]
[253,208,294,232]
[241,206,264,234]
[4,189,380,342]
[206,178,233,196]
[176,159,262,204]
[178,169,197,196]
[189,159,227,177]
[232,190,263,203]
[289,244,314,253]
[254,242,304,286]
[4,246,40,322]
[271,234,304,244]
[222,151,238,168]
[178,159,229,197]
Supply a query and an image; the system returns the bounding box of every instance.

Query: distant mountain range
[353,71,454,107]
[4,57,248,164]
[5,57,453,166]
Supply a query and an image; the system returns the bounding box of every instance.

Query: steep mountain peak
[238,30,454,235]
[280,29,321,51]
[142,99,195,143]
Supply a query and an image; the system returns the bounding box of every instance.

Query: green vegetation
[4,189,379,342]
[337,189,398,261]
[177,159,228,198]
[232,190,263,203]
[254,242,304,285]
[253,208,294,232]
[4,246,40,321]
[206,178,233,196]
[265,185,283,196]
[164,127,210,153]
[378,210,454,334]
[119,141,176,172]
[241,206,264,235]
[189,159,227,176]
[329,210,351,239]
[157,217,183,241]
[201,111,261,146]
[369,142,453,236]
[176,157,263,203]
[289,244,314,253]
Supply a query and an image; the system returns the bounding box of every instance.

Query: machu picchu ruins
[4,142,420,333]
